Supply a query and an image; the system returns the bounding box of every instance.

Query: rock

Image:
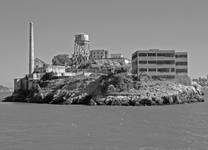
[7,72,205,106]
[71,93,92,105]
[172,95,178,104]
[30,92,43,103]
[119,96,129,106]
[128,98,136,106]
[139,98,152,106]
[154,97,163,105]
[168,95,174,104]
[161,96,170,105]
[94,97,106,105]
[112,98,122,106]
[104,96,112,105]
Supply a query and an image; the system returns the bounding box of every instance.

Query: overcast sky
[0,0,208,87]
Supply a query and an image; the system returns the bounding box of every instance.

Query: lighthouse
[29,22,34,74]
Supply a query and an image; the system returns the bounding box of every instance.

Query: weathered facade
[34,58,66,77]
[132,49,188,79]
[90,49,108,60]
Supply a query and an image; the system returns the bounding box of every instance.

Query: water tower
[72,33,90,68]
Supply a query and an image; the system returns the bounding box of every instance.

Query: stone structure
[90,49,108,60]
[34,58,66,78]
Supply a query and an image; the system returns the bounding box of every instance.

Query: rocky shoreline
[4,73,205,106]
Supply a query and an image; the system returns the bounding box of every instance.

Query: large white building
[132,49,188,79]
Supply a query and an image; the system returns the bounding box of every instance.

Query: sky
[0,0,208,88]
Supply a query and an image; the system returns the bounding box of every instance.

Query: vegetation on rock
[4,73,205,106]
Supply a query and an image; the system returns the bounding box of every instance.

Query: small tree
[41,72,54,81]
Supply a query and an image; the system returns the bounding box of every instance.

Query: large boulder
[139,98,152,106]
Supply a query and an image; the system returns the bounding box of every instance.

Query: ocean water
[1,101,208,150]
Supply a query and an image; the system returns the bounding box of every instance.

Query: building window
[176,69,188,73]
[148,68,156,72]
[176,55,187,58]
[176,62,187,65]
[139,53,147,57]
[139,68,147,72]
[157,53,174,57]
[148,53,156,56]
[157,60,175,65]
[139,61,147,64]
[157,68,170,72]
[148,61,157,64]
[171,68,175,72]
[152,75,175,79]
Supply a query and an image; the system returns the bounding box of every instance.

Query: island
[4,24,205,106]
[4,73,204,106]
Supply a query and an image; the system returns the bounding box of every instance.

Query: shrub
[41,72,54,81]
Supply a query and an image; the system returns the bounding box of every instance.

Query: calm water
[1,102,208,150]
[0,89,208,150]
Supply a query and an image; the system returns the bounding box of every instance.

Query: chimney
[29,22,34,74]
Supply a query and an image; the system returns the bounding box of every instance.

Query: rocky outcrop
[4,73,205,106]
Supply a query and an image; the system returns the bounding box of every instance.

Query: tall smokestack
[29,22,34,74]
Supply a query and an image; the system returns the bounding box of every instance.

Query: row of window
[152,75,175,79]
[176,69,188,73]
[138,53,175,57]
[176,62,187,65]
[91,55,106,58]
[139,68,175,72]
[138,61,187,65]
[132,53,187,59]
[139,60,175,65]
[91,51,108,54]
[175,55,187,58]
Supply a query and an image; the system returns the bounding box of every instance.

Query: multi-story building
[90,49,108,60]
[132,49,188,79]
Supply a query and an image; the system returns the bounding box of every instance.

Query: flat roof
[136,49,175,53]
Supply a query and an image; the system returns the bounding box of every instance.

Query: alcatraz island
[4,22,205,106]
